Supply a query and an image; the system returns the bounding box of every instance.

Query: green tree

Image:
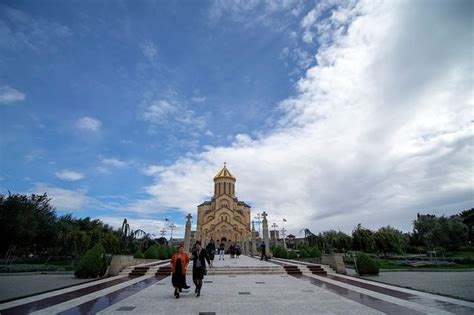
[0,193,57,257]
[356,253,379,275]
[372,226,405,257]
[460,208,474,243]
[144,245,159,259]
[352,224,374,252]
[414,214,468,251]
[331,232,352,253]
[74,243,107,278]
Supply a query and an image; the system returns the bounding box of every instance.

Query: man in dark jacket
[191,241,210,297]
[260,242,268,261]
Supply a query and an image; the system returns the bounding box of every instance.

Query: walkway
[0,274,94,302]
[0,255,472,314]
[346,269,474,302]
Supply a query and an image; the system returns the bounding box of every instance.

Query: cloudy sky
[1,0,472,238]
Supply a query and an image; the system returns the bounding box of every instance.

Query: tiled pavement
[0,274,94,302]
[353,270,474,302]
[0,255,473,314]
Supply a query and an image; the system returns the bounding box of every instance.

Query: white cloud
[191,95,206,103]
[99,156,128,168]
[140,99,207,132]
[0,86,25,104]
[31,183,90,211]
[141,100,176,123]
[143,165,165,176]
[76,116,102,132]
[140,40,158,63]
[98,216,185,238]
[25,150,44,162]
[55,170,84,181]
[130,0,473,235]
[0,4,72,51]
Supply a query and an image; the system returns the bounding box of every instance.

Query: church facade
[195,164,252,247]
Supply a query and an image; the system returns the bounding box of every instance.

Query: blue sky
[1,0,472,238]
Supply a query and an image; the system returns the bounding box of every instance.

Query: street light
[271,223,278,246]
[282,218,287,249]
[254,213,262,237]
[160,227,167,237]
[169,223,176,241]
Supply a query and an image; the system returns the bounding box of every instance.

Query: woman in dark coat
[205,239,216,267]
[171,245,190,298]
[191,241,210,297]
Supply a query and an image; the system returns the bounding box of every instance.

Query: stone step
[283,265,303,275]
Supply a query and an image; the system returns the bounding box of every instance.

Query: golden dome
[214,163,236,180]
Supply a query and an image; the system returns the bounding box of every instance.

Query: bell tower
[213,162,236,197]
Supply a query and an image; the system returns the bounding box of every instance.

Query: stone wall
[108,255,158,276]
[321,253,346,274]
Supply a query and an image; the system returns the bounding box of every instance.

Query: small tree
[144,245,159,259]
[309,247,321,258]
[288,250,297,259]
[299,249,309,258]
[356,253,379,275]
[157,245,168,259]
[134,249,145,259]
[74,243,107,278]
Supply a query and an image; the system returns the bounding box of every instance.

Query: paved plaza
[346,268,474,302]
[0,274,93,302]
[1,255,473,314]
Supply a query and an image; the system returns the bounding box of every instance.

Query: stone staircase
[283,265,303,275]
[119,261,171,277]
[306,264,327,275]
[184,265,286,275]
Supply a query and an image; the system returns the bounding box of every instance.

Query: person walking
[260,242,268,261]
[206,238,216,268]
[235,244,241,258]
[171,245,190,298]
[219,241,225,260]
[229,244,235,258]
[191,241,210,297]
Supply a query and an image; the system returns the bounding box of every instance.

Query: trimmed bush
[157,246,168,260]
[356,252,379,275]
[288,251,297,259]
[144,245,159,259]
[273,246,288,259]
[134,249,145,259]
[309,247,321,258]
[299,249,309,258]
[74,243,107,278]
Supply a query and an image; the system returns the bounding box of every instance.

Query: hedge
[74,243,107,278]
[356,252,379,275]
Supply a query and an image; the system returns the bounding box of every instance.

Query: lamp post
[282,218,287,249]
[254,213,262,237]
[271,223,278,246]
[160,227,167,238]
[169,223,176,241]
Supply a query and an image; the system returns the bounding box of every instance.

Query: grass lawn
[0,261,76,273]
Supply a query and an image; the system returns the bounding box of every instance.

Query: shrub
[273,246,288,259]
[74,243,107,278]
[144,245,159,259]
[134,249,145,259]
[299,249,309,258]
[157,246,168,259]
[356,252,379,275]
[309,247,321,258]
[288,251,297,259]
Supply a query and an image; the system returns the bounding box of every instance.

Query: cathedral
[195,164,252,248]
